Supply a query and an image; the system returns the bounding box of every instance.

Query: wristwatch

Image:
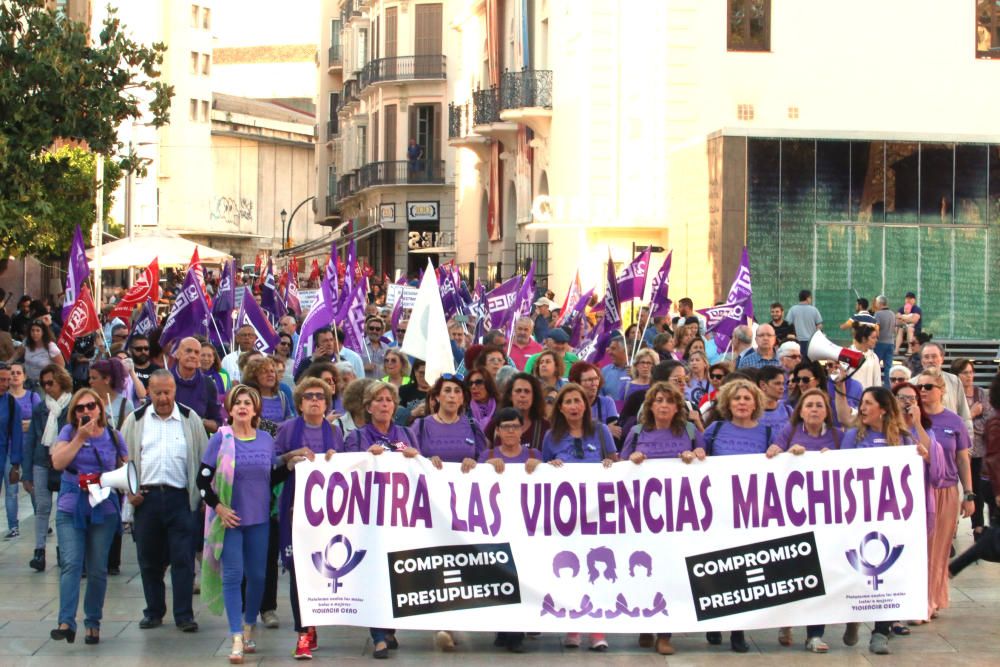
[964,492,977,502]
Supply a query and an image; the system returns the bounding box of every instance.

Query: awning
[276,221,351,258]
[86,234,232,270]
[334,223,382,249]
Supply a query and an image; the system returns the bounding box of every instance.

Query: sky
[212,0,319,47]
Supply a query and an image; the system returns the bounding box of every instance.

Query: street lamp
[280,208,288,248]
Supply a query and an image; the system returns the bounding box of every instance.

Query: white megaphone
[807,331,866,377]
[87,461,139,508]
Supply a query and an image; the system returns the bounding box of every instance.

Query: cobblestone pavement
[0,487,996,666]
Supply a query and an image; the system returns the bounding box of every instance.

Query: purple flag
[503,261,535,343]
[616,247,651,303]
[486,275,521,330]
[294,278,335,369]
[160,269,210,350]
[338,277,368,359]
[259,258,282,324]
[470,281,486,321]
[345,238,357,295]
[210,260,235,348]
[725,247,755,322]
[236,287,280,353]
[602,252,622,330]
[567,288,595,347]
[126,300,158,348]
[699,298,752,351]
[439,267,460,320]
[575,315,616,364]
[649,250,673,319]
[62,224,90,321]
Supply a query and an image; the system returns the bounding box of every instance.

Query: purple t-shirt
[622,382,650,402]
[202,430,276,527]
[261,395,290,423]
[14,392,40,428]
[621,425,704,459]
[344,423,418,453]
[413,416,487,462]
[840,428,915,449]
[542,423,615,463]
[758,403,792,431]
[56,424,128,516]
[773,422,842,451]
[590,396,619,424]
[705,421,771,456]
[927,409,970,488]
[477,446,540,463]
[274,419,345,456]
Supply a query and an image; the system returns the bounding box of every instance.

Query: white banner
[386,284,418,310]
[298,289,320,313]
[292,447,928,632]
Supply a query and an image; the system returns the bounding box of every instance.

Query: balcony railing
[359,55,447,89]
[500,69,553,110]
[325,194,339,217]
[337,171,359,200]
[326,119,339,140]
[450,102,481,140]
[337,79,359,112]
[359,160,445,188]
[328,44,342,67]
[472,87,500,125]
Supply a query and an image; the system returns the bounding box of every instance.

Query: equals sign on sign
[442,569,462,584]
[745,568,765,584]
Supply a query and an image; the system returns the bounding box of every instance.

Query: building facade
[317,0,457,278]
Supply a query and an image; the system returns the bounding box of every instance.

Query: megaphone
[807,331,865,375]
[86,462,139,508]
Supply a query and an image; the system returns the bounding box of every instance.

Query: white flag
[400,259,455,385]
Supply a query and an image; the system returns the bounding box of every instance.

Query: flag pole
[633,300,654,360]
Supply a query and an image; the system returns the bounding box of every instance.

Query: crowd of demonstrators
[0,276,996,661]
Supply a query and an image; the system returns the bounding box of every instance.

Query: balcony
[327,44,342,70]
[359,160,446,188]
[448,102,491,158]
[325,194,340,219]
[326,119,339,141]
[471,86,518,144]
[337,171,359,201]
[338,79,359,113]
[359,55,447,91]
[498,69,553,137]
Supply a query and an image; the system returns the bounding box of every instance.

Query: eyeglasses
[131,346,149,352]
[890,376,908,383]
[398,329,407,334]
[367,326,384,333]
[302,392,326,401]
[897,394,917,403]
[74,401,99,414]
[917,383,941,392]
[278,341,291,346]
[385,357,399,363]
[41,380,55,388]
[710,373,726,380]
[786,354,802,360]
[468,378,485,386]
[498,423,521,432]
[441,372,465,382]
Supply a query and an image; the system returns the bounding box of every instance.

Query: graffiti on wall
[211,196,254,226]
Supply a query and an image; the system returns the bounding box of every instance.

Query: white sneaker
[262,610,279,628]
[434,630,455,651]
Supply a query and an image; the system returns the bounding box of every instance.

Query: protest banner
[293,447,928,632]
[386,283,419,310]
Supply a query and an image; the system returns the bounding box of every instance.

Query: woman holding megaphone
[49,388,130,646]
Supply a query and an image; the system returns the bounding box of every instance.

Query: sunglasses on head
[441,372,465,382]
[74,401,99,414]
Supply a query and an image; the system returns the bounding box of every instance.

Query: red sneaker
[307,627,318,651]
[294,632,312,660]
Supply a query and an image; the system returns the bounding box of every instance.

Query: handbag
[46,455,62,493]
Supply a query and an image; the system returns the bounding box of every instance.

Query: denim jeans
[31,464,54,549]
[222,522,268,634]
[56,510,118,631]
[874,342,894,387]
[2,458,18,530]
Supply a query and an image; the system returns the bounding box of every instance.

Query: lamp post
[280,197,316,253]
[280,208,288,249]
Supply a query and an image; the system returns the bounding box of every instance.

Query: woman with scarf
[466,368,498,431]
[198,385,278,663]
[345,381,418,659]
[274,378,343,660]
[49,388,129,645]
[22,364,72,572]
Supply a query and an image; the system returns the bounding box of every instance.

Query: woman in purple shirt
[478,407,543,470]
[621,382,703,656]
[413,375,487,471]
[540,384,617,651]
[465,369,498,432]
[916,368,975,622]
[274,378,343,660]
[197,385,278,662]
[569,362,623,441]
[49,388,129,646]
[768,388,842,456]
[485,373,549,450]
[343,381,416,660]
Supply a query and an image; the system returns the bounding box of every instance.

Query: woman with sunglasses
[381,349,411,389]
[840,386,931,654]
[199,384,279,664]
[621,381,703,655]
[345,381,418,659]
[786,361,828,406]
[10,319,64,387]
[49,388,129,646]
[541,383,617,652]
[302,361,344,417]
[274,334,295,387]
[273,378,343,660]
[466,368,498,431]
[486,373,549,450]
[568,362,622,439]
[699,378,771,653]
[914,368,974,623]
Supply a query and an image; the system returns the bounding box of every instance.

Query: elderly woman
[541,383,617,651]
[952,358,994,537]
[50,388,129,645]
[622,381,704,656]
[22,364,73,572]
[622,348,657,401]
[345,381,418,659]
[334,378,375,436]
[198,385,278,663]
[302,361,344,417]
[569,362,622,440]
[241,357,295,433]
[200,341,230,400]
[381,349,411,389]
[466,368,499,431]
[273,378,343,660]
[486,373,549,450]
[915,367,974,623]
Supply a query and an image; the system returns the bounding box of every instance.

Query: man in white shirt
[121,370,208,633]
[220,325,257,383]
[913,342,973,435]
[849,324,883,390]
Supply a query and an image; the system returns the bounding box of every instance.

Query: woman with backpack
[620,381,705,656]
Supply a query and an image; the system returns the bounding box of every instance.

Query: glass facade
[746,138,1000,340]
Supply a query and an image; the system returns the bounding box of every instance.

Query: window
[191,4,199,28]
[727,0,770,52]
[201,100,210,122]
[202,53,211,75]
[189,98,199,121]
[190,51,199,74]
[202,7,211,30]
[977,1,1000,58]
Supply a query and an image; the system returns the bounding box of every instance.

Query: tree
[0,0,173,259]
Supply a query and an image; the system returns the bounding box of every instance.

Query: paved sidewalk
[0,488,997,666]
